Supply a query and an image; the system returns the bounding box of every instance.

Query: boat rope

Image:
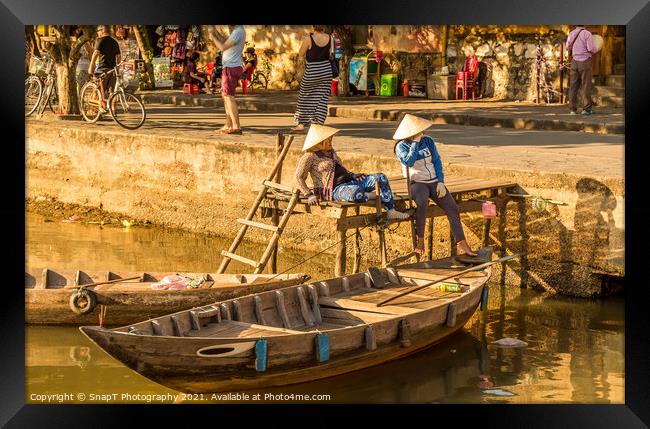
[262,223,375,283]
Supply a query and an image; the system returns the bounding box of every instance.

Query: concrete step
[606,75,625,87]
[613,64,625,75]
[593,95,624,108]
[593,85,625,97]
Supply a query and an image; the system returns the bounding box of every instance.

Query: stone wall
[26,122,624,297]
[446,25,569,100]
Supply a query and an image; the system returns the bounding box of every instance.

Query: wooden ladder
[217,135,299,275]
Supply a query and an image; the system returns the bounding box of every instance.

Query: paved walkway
[42,104,624,181]
[137,89,625,135]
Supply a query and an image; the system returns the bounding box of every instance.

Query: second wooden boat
[26,269,309,325]
[80,252,493,393]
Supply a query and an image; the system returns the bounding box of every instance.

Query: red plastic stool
[183,83,199,94]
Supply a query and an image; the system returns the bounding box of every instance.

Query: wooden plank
[220,303,231,320]
[211,305,222,323]
[319,307,395,324]
[341,277,350,292]
[263,180,295,193]
[151,320,162,336]
[275,290,292,329]
[317,281,330,297]
[446,302,457,327]
[254,296,266,325]
[232,299,242,321]
[318,296,420,315]
[236,218,279,232]
[365,325,377,351]
[221,251,260,268]
[170,315,184,337]
[399,319,411,347]
[337,200,483,230]
[307,284,322,324]
[297,286,315,327]
[190,311,201,330]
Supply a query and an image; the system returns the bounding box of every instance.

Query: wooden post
[427,217,434,260]
[560,43,564,104]
[406,167,419,261]
[335,228,347,277]
[353,206,361,273]
[375,182,387,267]
[483,189,498,248]
[269,133,284,274]
[449,228,456,256]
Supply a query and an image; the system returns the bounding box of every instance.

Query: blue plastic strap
[315,333,330,362]
[480,286,489,311]
[255,338,267,372]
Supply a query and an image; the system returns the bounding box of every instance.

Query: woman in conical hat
[294,124,409,219]
[393,114,477,256]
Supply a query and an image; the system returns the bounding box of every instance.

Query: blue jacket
[395,135,444,183]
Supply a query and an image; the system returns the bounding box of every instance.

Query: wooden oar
[377,253,523,306]
[64,275,142,289]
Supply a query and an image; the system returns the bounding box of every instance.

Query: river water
[25,213,624,404]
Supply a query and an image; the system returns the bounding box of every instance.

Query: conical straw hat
[592,34,604,53]
[392,114,434,140]
[302,124,340,151]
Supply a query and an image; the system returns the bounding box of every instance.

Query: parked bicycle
[79,58,146,130]
[25,53,60,117]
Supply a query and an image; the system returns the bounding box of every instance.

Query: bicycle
[78,59,146,130]
[249,69,269,90]
[25,53,59,117]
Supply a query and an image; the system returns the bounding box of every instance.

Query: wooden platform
[259,174,517,276]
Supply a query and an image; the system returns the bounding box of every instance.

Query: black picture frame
[3,0,648,426]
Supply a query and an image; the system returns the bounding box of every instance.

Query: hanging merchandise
[171,43,186,61]
[155,25,164,36]
[332,32,343,60]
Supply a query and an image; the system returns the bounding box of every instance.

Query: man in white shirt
[208,25,246,134]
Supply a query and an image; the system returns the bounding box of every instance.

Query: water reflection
[25,213,624,404]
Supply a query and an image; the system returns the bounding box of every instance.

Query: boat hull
[81,269,486,393]
[26,271,308,325]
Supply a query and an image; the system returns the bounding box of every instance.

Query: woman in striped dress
[291,27,333,132]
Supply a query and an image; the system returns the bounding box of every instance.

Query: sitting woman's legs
[332,182,366,203]
[429,182,476,255]
[410,182,431,240]
[360,173,396,210]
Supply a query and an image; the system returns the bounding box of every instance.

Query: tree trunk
[55,64,76,114]
[47,26,95,115]
[133,25,155,89]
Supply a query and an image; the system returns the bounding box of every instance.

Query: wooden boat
[80,252,493,394]
[26,269,309,325]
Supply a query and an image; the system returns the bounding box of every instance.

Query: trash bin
[380,73,398,96]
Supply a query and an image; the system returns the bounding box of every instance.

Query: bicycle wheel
[25,76,43,117]
[79,82,102,123]
[109,91,146,130]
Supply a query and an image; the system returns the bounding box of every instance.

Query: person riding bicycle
[87,25,121,112]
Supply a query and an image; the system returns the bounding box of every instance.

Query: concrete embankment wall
[26,123,624,297]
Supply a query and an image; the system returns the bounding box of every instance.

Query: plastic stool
[183,83,199,94]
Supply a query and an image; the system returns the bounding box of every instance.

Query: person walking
[291,26,333,132]
[87,25,121,112]
[393,114,478,257]
[566,25,596,115]
[294,124,409,220]
[207,25,246,134]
